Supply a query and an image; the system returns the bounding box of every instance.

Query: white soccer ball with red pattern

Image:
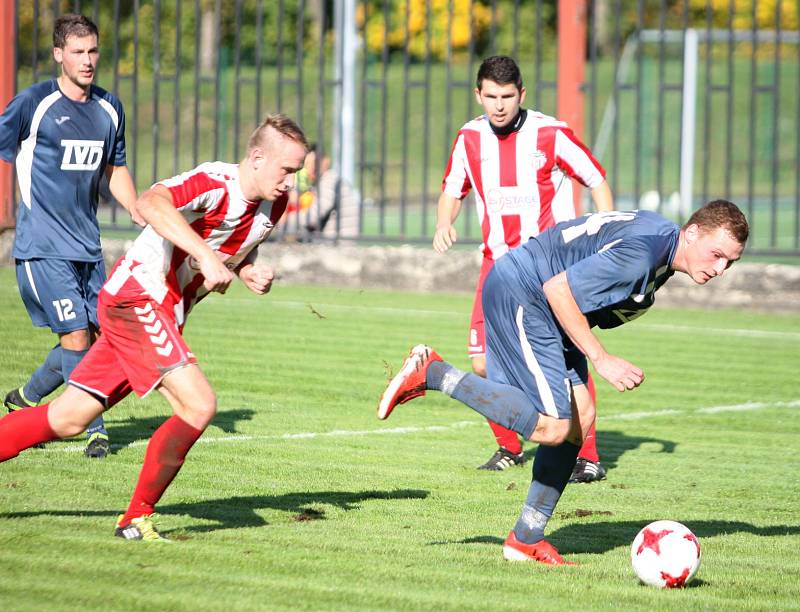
[630,520,701,588]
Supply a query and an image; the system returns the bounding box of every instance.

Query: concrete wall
[2,230,798,314]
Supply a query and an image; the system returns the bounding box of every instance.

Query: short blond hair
[247,114,308,153]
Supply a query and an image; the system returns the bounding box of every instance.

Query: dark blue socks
[513,441,581,544]
[23,344,64,403]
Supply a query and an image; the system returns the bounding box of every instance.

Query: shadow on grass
[596,429,677,471]
[103,408,257,453]
[0,488,429,534]
[446,520,800,555]
[519,429,677,470]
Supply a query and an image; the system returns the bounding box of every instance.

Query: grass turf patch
[0,269,798,610]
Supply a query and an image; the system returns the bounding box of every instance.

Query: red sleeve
[159,169,227,212]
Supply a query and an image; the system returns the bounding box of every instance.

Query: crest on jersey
[530,149,548,171]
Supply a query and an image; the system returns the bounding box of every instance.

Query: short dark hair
[53,14,99,49]
[247,113,309,153]
[684,199,749,244]
[476,56,523,91]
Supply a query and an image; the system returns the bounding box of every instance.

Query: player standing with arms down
[435,56,611,480]
[0,114,308,541]
[380,201,749,564]
[0,14,141,458]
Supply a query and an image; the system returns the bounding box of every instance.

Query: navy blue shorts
[15,258,105,334]
[483,265,588,420]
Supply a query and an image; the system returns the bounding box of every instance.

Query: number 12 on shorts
[52,298,76,321]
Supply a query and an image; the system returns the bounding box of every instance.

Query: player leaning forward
[379,201,749,564]
[0,114,308,541]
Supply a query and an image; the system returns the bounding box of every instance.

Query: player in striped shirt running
[435,56,612,480]
[0,114,308,541]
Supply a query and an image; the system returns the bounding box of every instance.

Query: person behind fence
[434,55,612,479]
[283,143,359,241]
[0,13,142,459]
[379,200,748,564]
[0,113,308,541]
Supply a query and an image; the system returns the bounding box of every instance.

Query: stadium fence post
[0,0,15,229]
[557,0,588,216]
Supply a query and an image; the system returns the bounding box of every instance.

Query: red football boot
[378,344,442,420]
[502,531,576,565]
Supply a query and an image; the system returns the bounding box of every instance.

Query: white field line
[632,323,800,341]
[41,399,800,454]
[215,298,800,342]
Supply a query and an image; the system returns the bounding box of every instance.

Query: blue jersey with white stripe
[496,210,679,329]
[0,80,127,261]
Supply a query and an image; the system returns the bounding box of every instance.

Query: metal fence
[10,0,800,256]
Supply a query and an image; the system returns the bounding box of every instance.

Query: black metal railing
[10,0,800,256]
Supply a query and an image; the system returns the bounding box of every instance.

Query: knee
[59,329,91,351]
[528,417,570,446]
[48,395,101,438]
[186,393,217,429]
[471,357,487,378]
[55,420,87,438]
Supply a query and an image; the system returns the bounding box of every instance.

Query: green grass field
[0,268,798,611]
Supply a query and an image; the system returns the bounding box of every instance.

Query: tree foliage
[13,0,799,74]
[348,0,493,60]
[16,1,314,75]
[686,0,798,30]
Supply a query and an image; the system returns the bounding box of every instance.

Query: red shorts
[468,257,495,358]
[69,276,197,404]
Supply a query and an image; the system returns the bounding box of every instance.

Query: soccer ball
[630,520,701,588]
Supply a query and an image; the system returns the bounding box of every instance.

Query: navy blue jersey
[496,210,679,329]
[0,80,127,261]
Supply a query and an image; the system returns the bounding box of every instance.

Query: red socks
[120,415,203,526]
[577,374,600,462]
[0,404,58,461]
[487,419,523,455]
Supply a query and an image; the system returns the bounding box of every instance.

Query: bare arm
[590,180,614,213]
[135,185,234,293]
[542,271,644,392]
[106,165,145,226]
[433,193,463,253]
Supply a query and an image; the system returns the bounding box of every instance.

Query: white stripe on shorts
[24,261,42,305]
[515,305,559,418]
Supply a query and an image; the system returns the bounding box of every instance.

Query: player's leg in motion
[479,368,603,478]
[4,345,64,412]
[468,264,526,470]
[378,346,582,566]
[504,383,593,564]
[379,346,569,446]
[59,328,111,458]
[9,259,111,457]
[473,355,526,471]
[570,375,607,483]
[6,261,70,412]
[115,364,214,540]
[0,385,106,461]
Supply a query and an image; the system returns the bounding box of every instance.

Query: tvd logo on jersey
[60,139,104,171]
[485,186,538,214]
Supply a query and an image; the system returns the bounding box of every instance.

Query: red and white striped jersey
[104,161,287,325]
[442,110,606,260]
